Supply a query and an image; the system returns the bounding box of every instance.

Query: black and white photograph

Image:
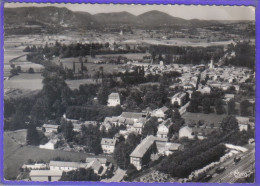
[3,3,255,183]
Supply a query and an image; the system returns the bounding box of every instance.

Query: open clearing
[182,112,226,126]
[4,132,111,180]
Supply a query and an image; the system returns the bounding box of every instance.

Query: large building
[171,92,188,106]
[107,93,120,107]
[130,136,157,170]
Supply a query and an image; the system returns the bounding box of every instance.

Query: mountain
[4,6,94,28]
[93,11,139,25]
[4,6,228,31]
[138,10,188,26]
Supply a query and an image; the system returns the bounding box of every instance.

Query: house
[101,138,117,154]
[179,126,195,139]
[86,159,103,175]
[130,136,157,170]
[120,112,148,120]
[42,124,60,133]
[157,119,172,139]
[236,116,250,131]
[224,94,235,103]
[100,122,112,132]
[39,140,57,150]
[86,157,107,167]
[156,141,182,156]
[151,106,169,118]
[30,170,63,181]
[198,85,211,94]
[171,92,187,106]
[132,122,144,134]
[107,93,120,107]
[179,125,219,140]
[49,161,88,172]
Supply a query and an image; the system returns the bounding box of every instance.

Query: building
[224,94,235,103]
[130,136,157,170]
[157,119,172,139]
[30,170,63,181]
[236,116,250,131]
[171,92,187,106]
[22,163,47,170]
[107,93,120,107]
[86,157,107,167]
[42,124,60,133]
[101,138,117,154]
[39,140,57,150]
[49,161,88,172]
[86,159,103,175]
[156,141,182,156]
[151,106,169,118]
[179,126,195,139]
[132,122,144,134]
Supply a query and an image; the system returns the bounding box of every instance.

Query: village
[3,4,256,184]
[14,57,255,182]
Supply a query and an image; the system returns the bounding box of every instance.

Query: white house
[42,124,60,133]
[157,119,172,139]
[101,138,117,154]
[236,116,250,131]
[39,140,57,150]
[171,92,187,106]
[156,141,182,156]
[49,161,88,172]
[107,93,120,107]
[179,126,195,139]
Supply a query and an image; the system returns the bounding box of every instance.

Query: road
[209,147,255,183]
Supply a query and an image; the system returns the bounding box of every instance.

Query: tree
[240,100,251,116]
[97,85,109,105]
[215,98,225,115]
[227,98,236,115]
[28,67,35,73]
[202,98,211,114]
[61,119,74,141]
[142,117,158,137]
[114,133,141,170]
[16,66,22,73]
[60,168,100,181]
[221,115,239,132]
[26,123,40,146]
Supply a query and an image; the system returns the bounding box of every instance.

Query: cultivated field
[4,73,43,90]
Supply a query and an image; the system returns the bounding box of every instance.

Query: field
[4,73,43,90]
[52,57,127,77]
[182,112,227,126]
[5,129,27,145]
[4,132,110,180]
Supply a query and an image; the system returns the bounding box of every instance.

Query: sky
[5,3,255,21]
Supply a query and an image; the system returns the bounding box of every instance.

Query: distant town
[3,4,255,183]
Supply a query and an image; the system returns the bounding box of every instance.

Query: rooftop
[30,170,63,177]
[101,138,116,146]
[130,135,156,158]
[49,161,88,168]
[42,124,59,129]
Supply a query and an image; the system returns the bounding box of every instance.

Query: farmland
[4,73,44,90]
